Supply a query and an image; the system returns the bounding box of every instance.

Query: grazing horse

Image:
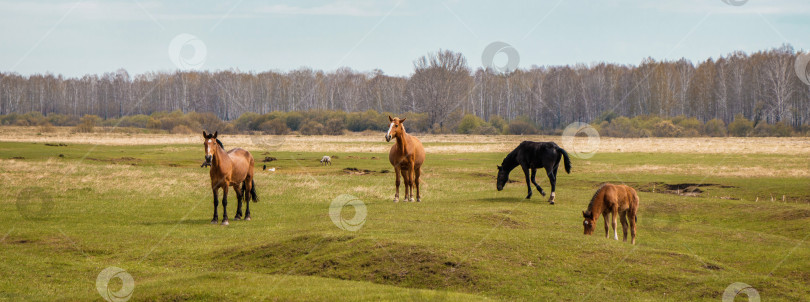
[385,116,425,202]
[582,184,639,244]
[202,131,258,225]
[497,141,571,204]
[320,156,332,166]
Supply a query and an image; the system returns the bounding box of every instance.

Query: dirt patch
[635,182,736,197]
[343,167,374,175]
[770,209,810,221]
[222,235,476,291]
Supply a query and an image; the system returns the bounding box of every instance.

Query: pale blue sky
[1,0,808,78]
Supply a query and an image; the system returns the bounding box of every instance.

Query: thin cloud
[256,2,390,17]
[651,0,810,15]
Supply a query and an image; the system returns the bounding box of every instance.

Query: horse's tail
[249,178,258,203]
[556,146,572,174]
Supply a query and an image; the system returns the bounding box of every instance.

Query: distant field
[0,129,808,301]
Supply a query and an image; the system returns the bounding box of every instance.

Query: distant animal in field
[262,164,266,171]
[386,116,425,202]
[582,183,639,244]
[202,131,258,225]
[321,156,332,166]
[497,141,571,204]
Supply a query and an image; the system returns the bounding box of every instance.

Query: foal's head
[582,210,595,235]
[385,116,407,142]
[496,165,509,191]
[202,131,219,165]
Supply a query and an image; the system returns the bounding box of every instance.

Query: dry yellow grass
[1,126,808,155]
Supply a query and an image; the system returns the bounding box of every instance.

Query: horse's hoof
[409,197,414,202]
[233,216,242,220]
[393,198,399,203]
[416,198,421,202]
[540,191,546,197]
[548,201,555,205]
[245,217,251,221]
[221,220,229,226]
[210,219,218,224]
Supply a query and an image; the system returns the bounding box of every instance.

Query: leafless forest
[1,45,808,131]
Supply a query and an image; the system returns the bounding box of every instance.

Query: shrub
[234,112,261,131]
[676,116,703,135]
[507,120,537,135]
[651,121,683,137]
[75,115,101,133]
[704,119,727,137]
[285,112,305,131]
[754,121,792,137]
[324,118,346,135]
[488,116,507,133]
[601,116,644,137]
[259,119,289,135]
[728,114,753,137]
[299,120,324,135]
[456,114,484,134]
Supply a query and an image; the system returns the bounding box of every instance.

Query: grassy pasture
[0,132,808,301]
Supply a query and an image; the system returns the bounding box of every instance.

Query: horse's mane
[215,138,224,149]
[587,184,608,212]
[501,147,520,170]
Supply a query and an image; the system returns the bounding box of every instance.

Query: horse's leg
[221,185,230,226]
[522,165,532,199]
[393,166,401,202]
[544,164,556,204]
[408,163,416,202]
[530,168,546,197]
[629,208,637,245]
[611,209,619,240]
[603,212,610,238]
[620,212,629,242]
[211,187,219,224]
[415,166,422,202]
[234,183,243,220]
[244,178,252,221]
[403,167,412,202]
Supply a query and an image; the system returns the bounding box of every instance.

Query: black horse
[497,141,572,204]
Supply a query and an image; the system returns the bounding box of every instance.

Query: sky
[1,0,808,78]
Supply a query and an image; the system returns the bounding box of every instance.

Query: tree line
[1,44,808,133]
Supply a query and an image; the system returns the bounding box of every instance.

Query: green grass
[0,141,808,301]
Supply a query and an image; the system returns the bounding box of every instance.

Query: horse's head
[496,165,508,191]
[582,210,595,235]
[202,131,218,165]
[385,116,406,142]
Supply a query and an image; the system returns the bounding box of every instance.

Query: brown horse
[385,116,425,202]
[203,131,258,225]
[582,184,639,244]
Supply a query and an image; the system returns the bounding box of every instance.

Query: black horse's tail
[243,179,259,203]
[556,146,572,174]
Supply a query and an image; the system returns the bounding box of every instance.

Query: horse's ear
[582,211,589,218]
[400,117,406,123]
[202,131,208,138]
[497,165,502,169]
[388,115,394,122]
[213,131,218,138]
